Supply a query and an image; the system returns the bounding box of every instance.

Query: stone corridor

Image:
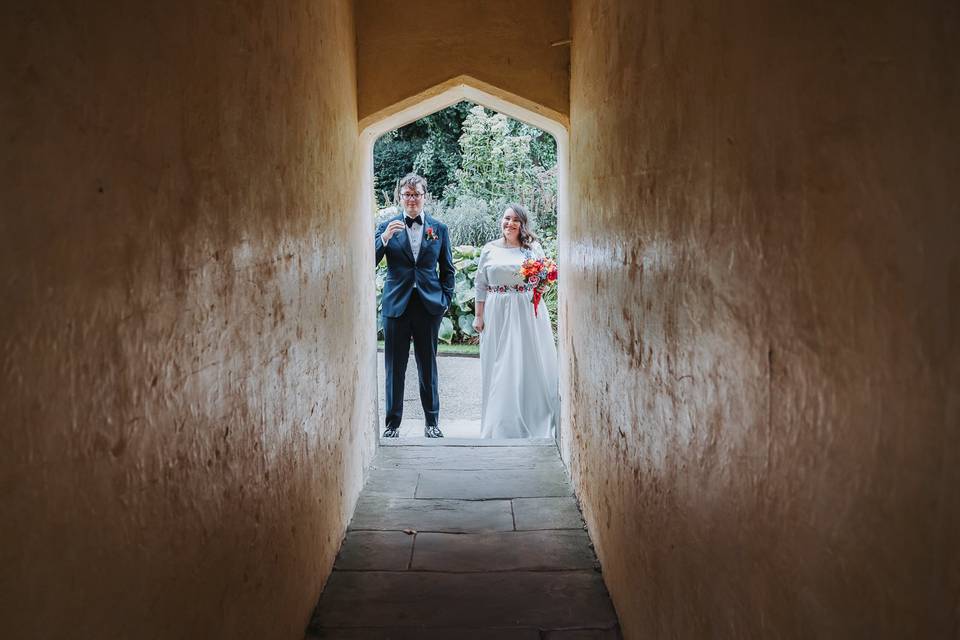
[5,0,956,637]
[307,439,621,638]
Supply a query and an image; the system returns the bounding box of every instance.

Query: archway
[359,75,570,453]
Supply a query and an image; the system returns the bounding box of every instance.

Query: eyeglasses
[400,192,425,200]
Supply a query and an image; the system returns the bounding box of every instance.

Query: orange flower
[517,256,559,317]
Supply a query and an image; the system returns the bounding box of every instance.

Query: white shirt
[405,214,424,261]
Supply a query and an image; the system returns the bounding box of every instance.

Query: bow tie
[404,215,422,227]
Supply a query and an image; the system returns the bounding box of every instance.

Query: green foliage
[448,106,535,202]
[375,267,385,336]
[373,104,557,236]
[438,317,455,344]
[413,102,471,195]
[374,101,473,204]
[520,120,558,170]
[537,231,560,337]
[446,106,557,236]
[432,195,501,247]
[446,245,482,343]
[373,130,423,204]
[373,103,560,344]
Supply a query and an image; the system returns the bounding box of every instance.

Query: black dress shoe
[382,426,400,438]
[424,425,444,438]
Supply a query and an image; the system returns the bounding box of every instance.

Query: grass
[377,340,479,356]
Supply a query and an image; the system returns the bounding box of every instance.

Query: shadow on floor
[306,439,622,638]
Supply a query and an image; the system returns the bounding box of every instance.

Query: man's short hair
[398,173,428,195]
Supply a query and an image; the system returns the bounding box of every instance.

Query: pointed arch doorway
[359,75,570,455]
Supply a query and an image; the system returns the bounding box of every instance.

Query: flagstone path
[306,438,622,638]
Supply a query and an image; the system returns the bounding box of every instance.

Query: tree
[373,129,424,205]
[446,106,557,235]
[373,101,473,205]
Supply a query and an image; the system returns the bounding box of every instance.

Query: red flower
[516,256,559,317]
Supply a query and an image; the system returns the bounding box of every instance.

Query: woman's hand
[473,301,485,334]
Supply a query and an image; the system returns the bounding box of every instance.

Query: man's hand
[381,220,406,243]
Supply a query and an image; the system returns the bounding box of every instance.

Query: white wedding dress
[474,241,559,439]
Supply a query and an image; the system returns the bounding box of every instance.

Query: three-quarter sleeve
[474,245,490,302]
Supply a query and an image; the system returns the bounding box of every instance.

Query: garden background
[373,102,559,347]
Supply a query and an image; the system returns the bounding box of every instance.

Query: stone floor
[306,439,621,639]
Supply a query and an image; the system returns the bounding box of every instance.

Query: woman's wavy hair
[503,203,538,249]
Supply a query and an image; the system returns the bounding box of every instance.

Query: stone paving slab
[349,496,514,533]
[362,468,420,498]
[309,441,620,637]
[375,445,562,470]
[388,417,483,439]
[307,626,540,639]
[416,468,572,500]
[311,571,618,630]
[333,531,414,571]
[411,530,596,572]
[543,629,623,639]
[380,437,556,447]
[513,496,586,530]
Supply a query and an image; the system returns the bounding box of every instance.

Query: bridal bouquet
[518,257,558,317]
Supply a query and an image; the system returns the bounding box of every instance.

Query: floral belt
[486,284,534,294]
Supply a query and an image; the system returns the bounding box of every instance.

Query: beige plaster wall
[567,0,959,637]
[0,1,376,638]
[355,0,570,126]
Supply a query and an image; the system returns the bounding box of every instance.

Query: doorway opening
[360,78,569,448]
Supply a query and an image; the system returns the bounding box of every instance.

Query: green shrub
[431,196,500,247]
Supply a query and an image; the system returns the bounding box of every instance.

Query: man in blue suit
[375,173,455,438]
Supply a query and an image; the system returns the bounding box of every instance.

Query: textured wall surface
[567,0,959,637]
[355,0,570,124]
[0,1,376,638]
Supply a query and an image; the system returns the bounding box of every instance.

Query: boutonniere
[425,226,439,241]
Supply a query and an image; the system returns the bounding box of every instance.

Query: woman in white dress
[472,204,559,439]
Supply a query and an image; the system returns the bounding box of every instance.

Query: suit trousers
[383,289,442,429]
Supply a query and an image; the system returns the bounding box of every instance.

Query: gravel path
[376,352,482,437]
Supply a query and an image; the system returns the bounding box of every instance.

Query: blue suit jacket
[375,214,455,318]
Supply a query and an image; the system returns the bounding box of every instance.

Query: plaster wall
[0,1,375,638]
[567,0,959,637]
[355,0,570,126]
